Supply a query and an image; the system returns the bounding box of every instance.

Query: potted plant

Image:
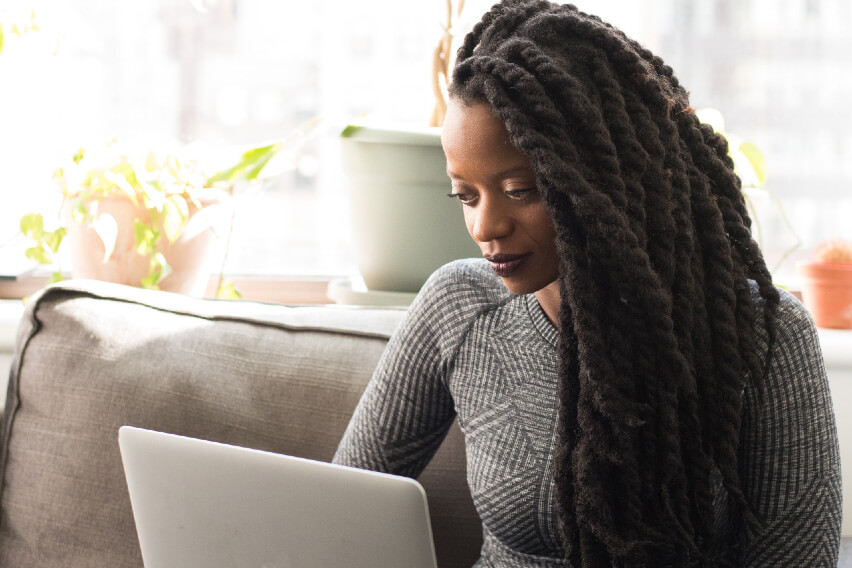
[798,239,852,329]
[339,123,479,295]
[338,0,479,295]
[20,141,284,298]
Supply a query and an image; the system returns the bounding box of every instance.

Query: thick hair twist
[450,1,780,565]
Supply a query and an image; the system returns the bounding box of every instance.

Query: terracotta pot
[798,261,852,329]
[66,189,229,296]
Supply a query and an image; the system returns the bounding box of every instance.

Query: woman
[334,1,841,566]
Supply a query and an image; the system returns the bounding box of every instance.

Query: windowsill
[0,273,341,306]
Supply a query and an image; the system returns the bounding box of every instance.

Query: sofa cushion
[0,280,482,567]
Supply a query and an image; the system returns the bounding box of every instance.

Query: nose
[468,194,513,244]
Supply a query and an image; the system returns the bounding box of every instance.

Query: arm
[332,302,457,478]
[332,261,496,478]
[741,292,842,566]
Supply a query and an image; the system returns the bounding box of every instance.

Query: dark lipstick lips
[484,253,532,277]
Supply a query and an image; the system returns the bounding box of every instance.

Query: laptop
[118,426,438,568]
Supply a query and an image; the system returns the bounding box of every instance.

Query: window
[1,0,445,280]
[2,0,850,287]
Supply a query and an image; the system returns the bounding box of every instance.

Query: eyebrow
[447,164,533,181]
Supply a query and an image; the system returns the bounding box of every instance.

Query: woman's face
[441,100,559,296]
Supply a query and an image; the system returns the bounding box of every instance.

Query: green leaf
[340,124,364,138]
[44,227,66,254]
[112,160,139,185]
[140,272,160,289]
[206,143,282,184]
[243,144,282,181]
[21,213,65,264]
[134,220,159,256]
[20,213,44,238]
[205,162,242,185]
[206,118,321,185]
[140,272,157,289]
[25,245,51,265]
[216,279,243,300]
[71,200,88,223]
[162,195,189,242]
[104,167,138,202]
[0,25,5,56]
[48,271,65,285]
[72,147,85,165]
[142,253,171,289]
[739,141,766,187]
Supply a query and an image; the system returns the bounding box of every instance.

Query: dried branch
[430,0,463,127]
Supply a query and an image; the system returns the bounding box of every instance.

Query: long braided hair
[449,1,780,565]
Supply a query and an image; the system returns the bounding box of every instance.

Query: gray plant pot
[340,124,480,293]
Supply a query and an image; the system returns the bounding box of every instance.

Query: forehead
[441,101,523,164]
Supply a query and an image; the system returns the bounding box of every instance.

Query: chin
[498,277,543,296]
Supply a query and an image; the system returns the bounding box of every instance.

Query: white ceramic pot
[340,124,480,293]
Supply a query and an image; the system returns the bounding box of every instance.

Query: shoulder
[742,284,830,427]
[775,287,819,338]
[756,285,822,363]
[417,258,510,308]
[396,258,513,356]
[746,284,831,419]
[749,283,819,352]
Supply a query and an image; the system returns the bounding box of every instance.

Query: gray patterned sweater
[333,259,841,567]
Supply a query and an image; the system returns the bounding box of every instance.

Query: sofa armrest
[0,280,481,567]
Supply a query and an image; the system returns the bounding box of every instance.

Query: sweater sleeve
[741,291,842,566]
[333,259,506,478]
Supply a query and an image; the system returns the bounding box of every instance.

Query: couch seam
[31,285,403,341]
[0,290,48,524]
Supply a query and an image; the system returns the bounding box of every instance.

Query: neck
[533,280,561,328]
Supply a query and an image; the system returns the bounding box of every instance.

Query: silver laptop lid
[118,426,437,568]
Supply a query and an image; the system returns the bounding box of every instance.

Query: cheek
[525,207,557,246]
[540,218,558,247]
[462,208,477,240]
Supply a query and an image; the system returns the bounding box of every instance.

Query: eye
[446,192,478,205]
[505,187,537,201]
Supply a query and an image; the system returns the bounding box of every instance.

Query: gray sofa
[0,280,482,567]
